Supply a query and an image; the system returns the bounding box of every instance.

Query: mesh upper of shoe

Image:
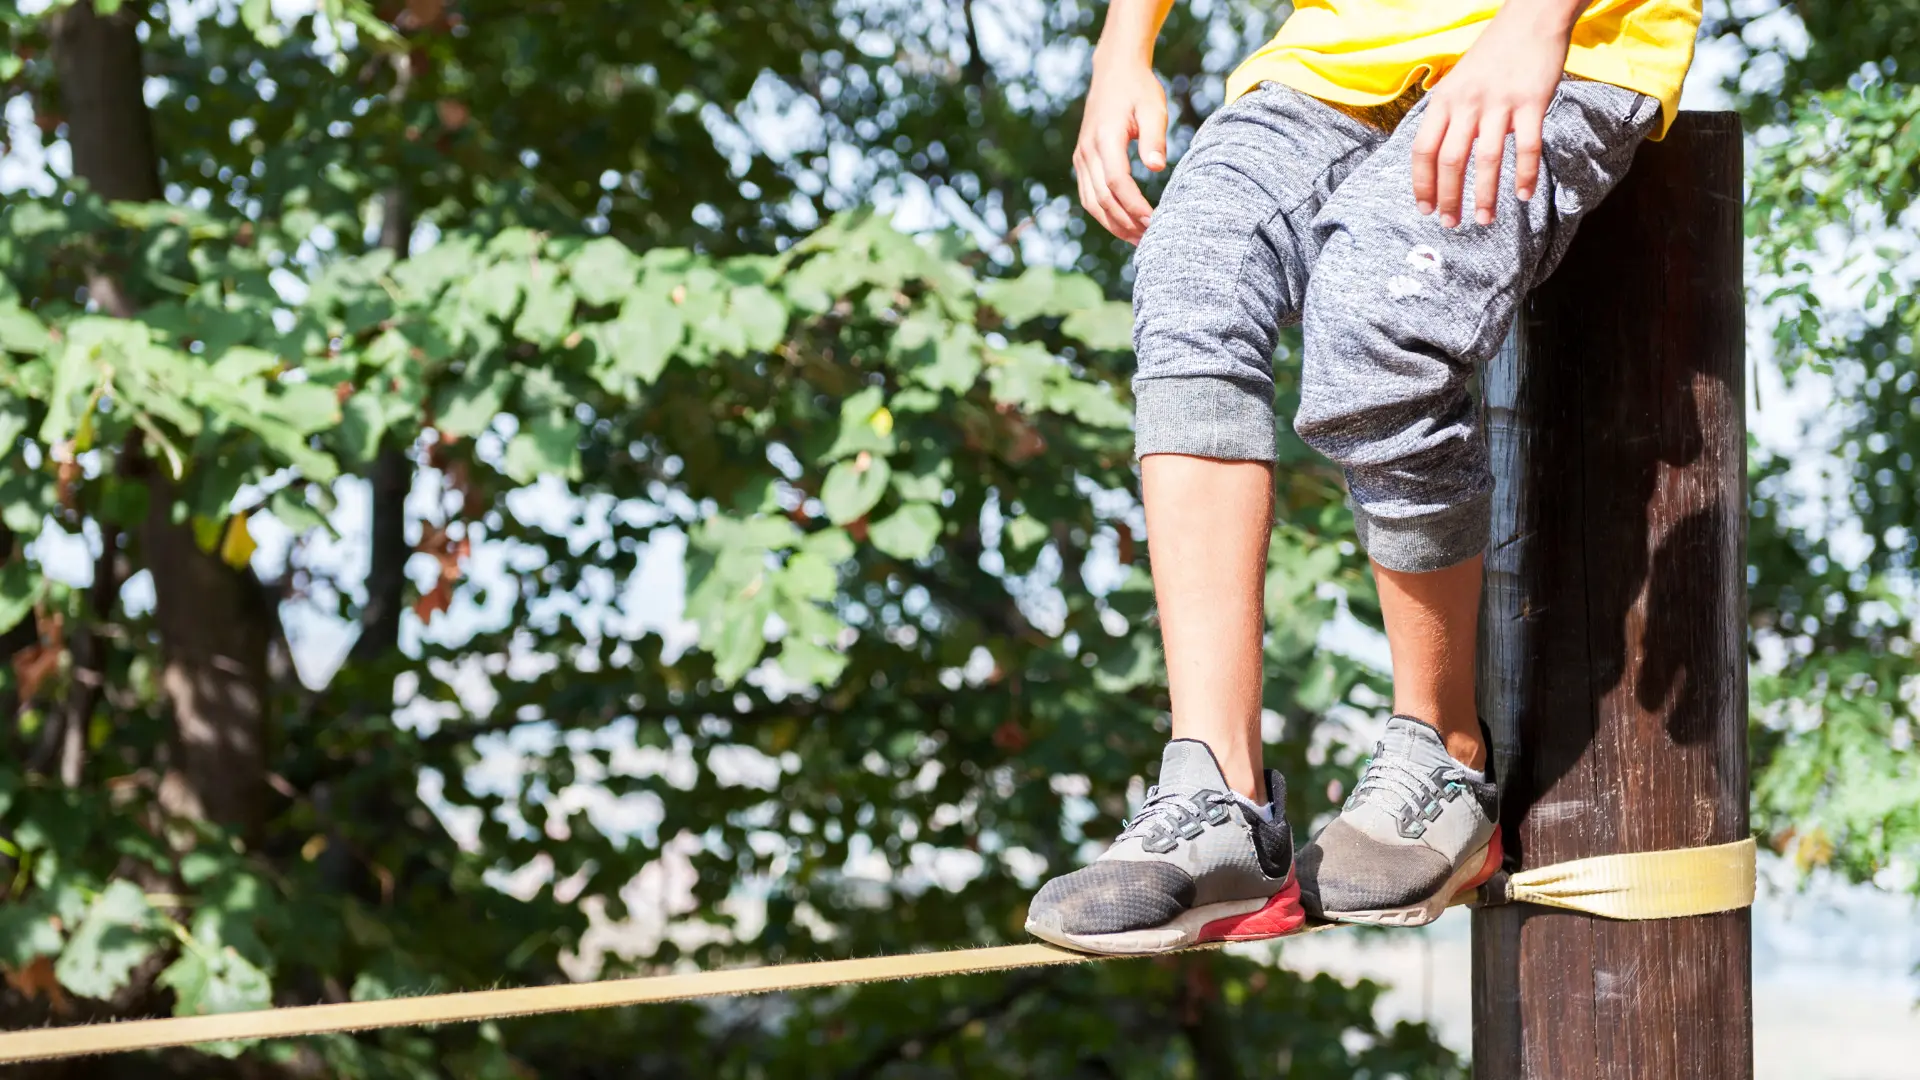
[1298,817,1452,913]
[1298,717,1496,916]
[1027,861,1197,935]
[1026,741,1293,936]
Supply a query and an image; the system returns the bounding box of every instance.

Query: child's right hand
[1074,54,1168,244]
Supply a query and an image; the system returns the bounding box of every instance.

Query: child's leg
[1293,76,1661,925]
[1143,454,1273,801]
[1375,554,1485,770]
[1027,85,1387,954]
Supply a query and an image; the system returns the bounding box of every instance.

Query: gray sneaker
[1297,715,1502,926]
[1024,740,1304,955]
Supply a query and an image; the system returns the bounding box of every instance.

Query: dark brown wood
[1471,113,1750,1080]
[52,0,273,834]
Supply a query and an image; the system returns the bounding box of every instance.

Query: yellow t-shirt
[1226,0,1701,138]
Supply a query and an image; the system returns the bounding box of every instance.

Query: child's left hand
[1410,3,1579,228]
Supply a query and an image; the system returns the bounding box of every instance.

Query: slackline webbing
[0,837,1755,1065]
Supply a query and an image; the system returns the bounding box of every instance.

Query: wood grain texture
[1471,112,1752,1080]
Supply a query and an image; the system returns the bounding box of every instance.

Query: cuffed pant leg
[1131,84,1385,463]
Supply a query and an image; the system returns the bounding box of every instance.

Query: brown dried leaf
[412,579,453,623]
[12,610,65,701]
[4,955,71,1014]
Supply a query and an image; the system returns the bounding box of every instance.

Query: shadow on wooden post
[1472,113,1751,1079]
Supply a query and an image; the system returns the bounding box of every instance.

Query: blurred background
[0,0,1915,1076]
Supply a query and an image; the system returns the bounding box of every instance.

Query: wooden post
[1471,113,1750,1079]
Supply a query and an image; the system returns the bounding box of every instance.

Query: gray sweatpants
[1132,77,1660,573]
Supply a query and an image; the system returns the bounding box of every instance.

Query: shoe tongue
[1155,740,1230,795]
[1378,714,1446,761]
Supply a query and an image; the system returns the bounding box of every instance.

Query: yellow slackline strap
[0,838,1757,1065]
[0,944,1106,1065]
[1480,837,1756,920]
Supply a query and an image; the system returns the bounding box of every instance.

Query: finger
[1081,146,1138,243]
[1410,104,1449,215]
[1473,108,1509,226]
[1096,130,1155,227]
[1139,98,1169,173]
[1435,107,1477,228]
[1074,149,1121,239]
[1513,104,1545,201]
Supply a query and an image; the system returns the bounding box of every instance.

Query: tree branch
[56,522,122,786]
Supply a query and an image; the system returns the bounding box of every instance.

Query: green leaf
[513,268,576,347]
[209,346,282,384]
[240,0,272,31]
[55,881,158,1001]
[0,560,43,635]
[820,456,892,525]
[486,227,543,261]
[891,388,941,414]
[158,945,273,1017]
[819,385,894,463]
[897,316,982,394]
[728,284,790,353]
[0,473,53,536]
[1046,379,1133,429]
[0,395,26,455]
[391,235,480,301]
[981,267,1109,326]
[891,457,952,502]
[1061,301,1135,351]
[503,412,582,484]
[868,502,942,560]
[1093,633,1161,693]
[776,637,847,687]
[1005,515,1048,552]
[269,486,330,535]
[267,382,342,435]
[0,894,64,968]
[436,358,515,438]
[335,391,386,465]
[38,337,99,446]
[780,551,838,601]
[594,292,684,385]
[985,342,1056,412]
[464,261,524,322]
[0,303,51,355]
[156,946,272,1057]
[709,587,773,684]
[798,527,856,565]
[570,238,642,306]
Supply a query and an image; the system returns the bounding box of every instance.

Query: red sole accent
[1456,825,1504,897]
[1197,878,1308,943]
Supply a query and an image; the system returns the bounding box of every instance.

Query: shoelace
[1118,785,1236,854]
[1346,749,1464,839]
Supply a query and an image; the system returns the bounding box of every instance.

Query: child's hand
[1074,53,1168,244]
[1411,5,1578,228]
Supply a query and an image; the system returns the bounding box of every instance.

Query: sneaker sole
[1318,827,1504,928]
[1025,876,1307,956]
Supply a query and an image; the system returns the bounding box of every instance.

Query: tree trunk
[52,1,271,834]
[1471,112,1751,1079]
[352,185,414,671]
[145,492,271,830]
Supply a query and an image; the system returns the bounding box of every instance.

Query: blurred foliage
[0,1,1457,1077]
[1744,74,1920,889]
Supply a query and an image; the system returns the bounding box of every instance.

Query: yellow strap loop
[1486,837,1756,920]
[0,838,1758,1065]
